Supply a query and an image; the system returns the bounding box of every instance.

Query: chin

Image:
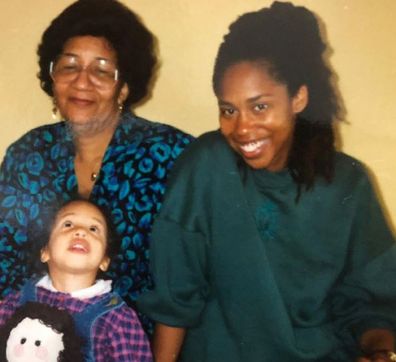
[65,114,94,124]
[66,118,103,137]
[246,161,268,170]
[241,155,269,170]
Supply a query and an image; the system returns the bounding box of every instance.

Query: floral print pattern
[0,112,193,332]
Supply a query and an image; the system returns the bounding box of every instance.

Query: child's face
[41,201,110,277]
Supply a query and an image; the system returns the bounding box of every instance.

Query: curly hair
[28,198,119,278]
[213,1,341,193]
[37,0,156,108]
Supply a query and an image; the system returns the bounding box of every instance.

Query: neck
[74,125,116,163]
[49,270,97,293]
[72,116,119,198]
[67,110,121,141]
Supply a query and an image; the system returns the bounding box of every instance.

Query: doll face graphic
[6,317,64,362]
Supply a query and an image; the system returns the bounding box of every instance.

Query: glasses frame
[49,57,119,88]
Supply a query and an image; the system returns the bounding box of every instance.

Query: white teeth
[240,140,266,153]
[71,243,86,251]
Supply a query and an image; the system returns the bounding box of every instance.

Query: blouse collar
[36,274,112,299]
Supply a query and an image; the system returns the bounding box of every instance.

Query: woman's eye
[63,221,72,228]
[254,103,268,111]
[93,67,114,79]
[57,65,79,74]
[220,107,236,117]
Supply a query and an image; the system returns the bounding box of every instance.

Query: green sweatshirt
[138,131,396,361]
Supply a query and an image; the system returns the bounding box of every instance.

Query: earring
[118,101,123,113]
[51,98,58,121]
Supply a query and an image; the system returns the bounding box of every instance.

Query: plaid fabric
[0,113,194,335]
[0,286,152,361]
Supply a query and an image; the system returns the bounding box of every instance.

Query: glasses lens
[90,59,118,85]
[50,55,118,88]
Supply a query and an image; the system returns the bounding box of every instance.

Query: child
[0,199,153,362]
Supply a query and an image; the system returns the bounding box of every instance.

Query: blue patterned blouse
[0,112,193,330]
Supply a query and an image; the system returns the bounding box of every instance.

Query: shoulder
[118,113,194,146]
[4,122,69,158]
[92,297,145,337]
[167,130,237,177]
[0,290,21,306]
[171,130,231,165]
[0,290,22,326]
[90,295,151,360]
[98,304,140,327]
[108,114,194,168]
[0,122,70,179]
[333,152,371,188]
[311,152,379,206]
[7,122,67,147]
[92,292,138,324]
[158,131,241,214]
[335,152,366,174]
[182,130,226,152]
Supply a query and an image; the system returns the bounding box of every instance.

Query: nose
[72,68,94,89]
[234,111,251,136]
[74,226,87,238]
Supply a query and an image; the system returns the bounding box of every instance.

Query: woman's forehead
[61,35,117,62]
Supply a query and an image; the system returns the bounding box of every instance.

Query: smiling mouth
[239,139,268,154]
[69,97,94,106]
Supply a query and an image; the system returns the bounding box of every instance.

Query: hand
[153,323,186,362]
[356,350,396,362]
[359,329,396,362]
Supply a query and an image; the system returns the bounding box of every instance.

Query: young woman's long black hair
[213,1,341,195]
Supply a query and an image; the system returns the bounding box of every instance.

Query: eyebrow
[218,93,273,106]
[60,53,114,63]
[57,212,106,226]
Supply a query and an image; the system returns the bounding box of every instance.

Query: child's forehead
[56,201,106,224]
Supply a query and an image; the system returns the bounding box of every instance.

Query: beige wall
[0,0,395,229]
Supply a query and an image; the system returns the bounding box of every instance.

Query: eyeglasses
[49,54,119,89]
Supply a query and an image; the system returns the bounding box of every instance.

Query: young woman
[138,2,396,361]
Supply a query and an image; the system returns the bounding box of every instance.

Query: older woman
[138,2,396,361]
[0,0,193,331]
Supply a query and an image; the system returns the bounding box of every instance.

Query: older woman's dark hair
[28,198,119,278]
[37,0,156,108]
[213,1,341,193]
